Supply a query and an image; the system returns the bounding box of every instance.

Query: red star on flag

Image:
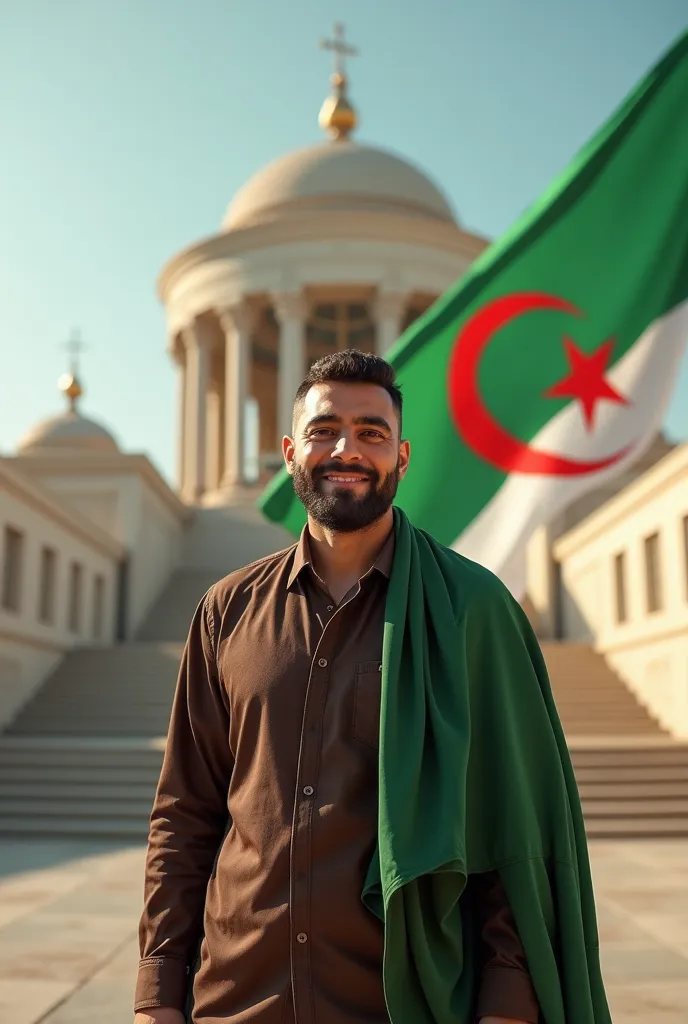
[544,336,630,430]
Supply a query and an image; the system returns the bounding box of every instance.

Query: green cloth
[362,508,611,1023]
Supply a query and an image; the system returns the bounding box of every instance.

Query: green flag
[260,31,688,594]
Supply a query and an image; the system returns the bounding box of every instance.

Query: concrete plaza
[0,838,686,1024]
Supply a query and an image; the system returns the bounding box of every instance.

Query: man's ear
[398,439,411,481]
[282,434,295,475]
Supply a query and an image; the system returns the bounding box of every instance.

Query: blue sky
[1,0,686,486]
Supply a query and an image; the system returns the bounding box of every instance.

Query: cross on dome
[318,23,359,140]
[320,22,358,79]
[58,328,88,411]
[63,328,87,373]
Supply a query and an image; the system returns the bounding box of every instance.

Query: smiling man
[134,350,610,1024]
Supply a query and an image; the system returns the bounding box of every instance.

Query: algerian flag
[259,30,688,596]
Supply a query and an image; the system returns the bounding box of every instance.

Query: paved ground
[0,838,686,1023]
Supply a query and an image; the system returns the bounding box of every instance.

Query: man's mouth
[321,473,370,485]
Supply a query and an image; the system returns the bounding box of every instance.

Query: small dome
[18,410,120,455]
[223,141,456,230]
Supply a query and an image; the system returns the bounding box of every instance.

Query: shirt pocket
[353,661,383,750]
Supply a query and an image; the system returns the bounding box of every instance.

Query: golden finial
[319,23,358,140]
[58,329,87,412]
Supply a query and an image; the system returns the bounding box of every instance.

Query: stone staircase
[541,642,666,737]
[135,570,220,642]
[4,644,182,737]
[136,503,293,643]
[0,503,292,838]
[179,502,293,571]
[0,643,180,836]
[569,743,688,837]
[541,641,688,837]
[0,737,165,837]
[0,516,686,838]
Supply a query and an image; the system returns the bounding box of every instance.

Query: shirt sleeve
[134,589,233,1012]
[473,870,540,1023]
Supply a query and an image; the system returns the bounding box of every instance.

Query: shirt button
[297,932,308,943]
[303,786,314,797]
[326,605,334,612]
[318,657,328,668]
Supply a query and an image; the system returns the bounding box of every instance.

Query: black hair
[292,349,403,435]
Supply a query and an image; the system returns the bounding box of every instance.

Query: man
[134,351,610,1024]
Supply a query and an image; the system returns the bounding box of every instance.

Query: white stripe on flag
[452,299,688,597]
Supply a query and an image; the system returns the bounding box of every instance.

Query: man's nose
[330,433,363,461]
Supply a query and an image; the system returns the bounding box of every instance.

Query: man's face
[283,381,410,533]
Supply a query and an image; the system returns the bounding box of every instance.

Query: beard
[292,459,400,533]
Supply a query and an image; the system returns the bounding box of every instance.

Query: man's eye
[310,428,333,437]
[361,430,384,438]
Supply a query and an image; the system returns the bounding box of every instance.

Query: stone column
[205,378,223,492]
[375,291,408,356]
[172,338,187,494]
[272,292,306,440]
[217,303,253,489]
[524,521,565,639]
[182,320,212,502]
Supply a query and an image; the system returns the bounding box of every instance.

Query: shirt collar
[287,523,395,590]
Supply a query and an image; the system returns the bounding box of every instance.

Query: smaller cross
[62,329,87,373]
[320,22,358,78]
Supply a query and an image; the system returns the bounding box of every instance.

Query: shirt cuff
[134,957,189,1012]
[476,965,540,1023]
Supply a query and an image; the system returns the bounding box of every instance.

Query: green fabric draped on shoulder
[362,507,611,1023]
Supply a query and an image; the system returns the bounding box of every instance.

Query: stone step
[547,666,639,675]
[574,765,688,783]
[0,798,154,817]
[10,724,171,736]
[556,704,656,714]
[558,700,648,708]
[560,723,659,734]
[562,721,661,731]
[577,781,688,799]
[554,696,655,706]
[584,817,688,838]
[570,747,688,766]
[14,713,174,726]
[0,780,158,798]
[561,727,659,735]
[564,727,659,735]
[28,693,176,705]
[551,680,648,689]
[570,737,686,748]
[0,753,164,773]
[0,816,150,838]
[560,717,657,727]
[0,736,164,753]
[19,699,176,713]
[20,710,173,724]
[581,798,688,817]
[0,765,162,784]
[0,747,164,764]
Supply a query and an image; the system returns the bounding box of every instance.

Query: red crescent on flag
[447,292,633,476]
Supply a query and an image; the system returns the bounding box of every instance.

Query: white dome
[223,141,456,230]
[18,410,120,455]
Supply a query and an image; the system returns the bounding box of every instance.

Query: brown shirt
[136,528,539,1023]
